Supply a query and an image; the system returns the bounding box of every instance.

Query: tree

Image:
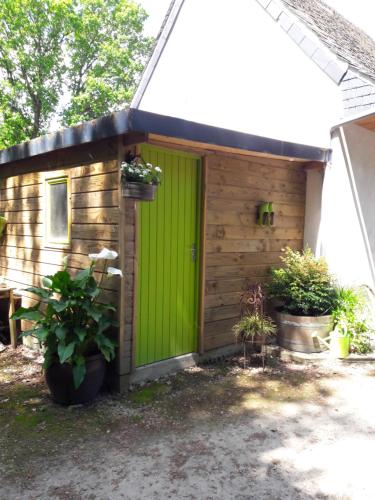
[0,0,152,148]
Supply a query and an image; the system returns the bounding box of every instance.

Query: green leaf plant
[332,286,373,354]
[267,247,338,316]
[12,248,122,388]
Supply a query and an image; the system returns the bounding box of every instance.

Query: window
[45,176,71,247]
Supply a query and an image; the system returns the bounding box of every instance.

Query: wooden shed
[0,109,328,389]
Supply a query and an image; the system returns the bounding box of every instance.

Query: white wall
[304,169,323,251]
[305,124,375,289]
[136,0,343,149]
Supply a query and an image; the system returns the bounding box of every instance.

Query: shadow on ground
[1,346,374,498]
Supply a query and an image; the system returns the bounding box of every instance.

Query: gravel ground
[1,347,375,499]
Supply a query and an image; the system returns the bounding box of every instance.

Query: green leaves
[332,287,373,354]
[0,0,71,146]
[267,247,338,316]
[72,357,86,389]
[50,270,72,293]
[15,257,118,388]
[11,306,43,322]
[58,342,75,364]
[0,0,152,148]
[21,326,49,343]
[55,325,67,342]
[95,333,116,362]
[25,286,52,299]
[74,327,87,342]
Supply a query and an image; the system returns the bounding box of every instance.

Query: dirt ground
[1,347,375,500]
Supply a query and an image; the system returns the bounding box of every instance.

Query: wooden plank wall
[204,153,306,351]
[0,159,136,368]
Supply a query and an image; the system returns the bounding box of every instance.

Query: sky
[138,0,375,40]
[138,0,171,36]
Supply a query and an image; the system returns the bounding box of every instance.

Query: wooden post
[131,202,138,372]
[130,143,141,372]
[198,156,208,354]
[8,289,17,349]
[117,137,128,378]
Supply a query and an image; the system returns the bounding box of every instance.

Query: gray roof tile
[280,0,375,82]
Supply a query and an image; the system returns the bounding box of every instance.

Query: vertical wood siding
[204,153,306,351]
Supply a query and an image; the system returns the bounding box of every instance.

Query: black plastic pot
[45,353,106,405]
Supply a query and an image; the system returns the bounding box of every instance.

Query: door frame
[131,144,206,370]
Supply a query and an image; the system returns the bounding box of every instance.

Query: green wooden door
[136,145,201,367]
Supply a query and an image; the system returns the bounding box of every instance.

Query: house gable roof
[280,0,375,83]
[258,0,375,116]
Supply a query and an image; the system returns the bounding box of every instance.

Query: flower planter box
[276,312,333,353]
[121,182,157,201]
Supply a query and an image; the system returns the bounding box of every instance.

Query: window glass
[46,178,70,245]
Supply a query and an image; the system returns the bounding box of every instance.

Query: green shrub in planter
[267,247,338,316]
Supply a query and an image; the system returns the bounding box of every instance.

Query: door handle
[191,243,197,262]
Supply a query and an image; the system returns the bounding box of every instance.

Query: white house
[133,0,375,293]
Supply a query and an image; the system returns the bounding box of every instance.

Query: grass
[129,382,171,404]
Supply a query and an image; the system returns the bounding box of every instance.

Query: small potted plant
[12,248,122,405]
[121,154,162,201]
[267,247,338,353]
[233,313,276,368]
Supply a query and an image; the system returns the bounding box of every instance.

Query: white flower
[89,248,118,260]
[107,266,123,277]
[127,167,133,173]
[146,163,152,168]
[155,166,162,172]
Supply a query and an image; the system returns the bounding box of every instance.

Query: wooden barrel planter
[122,182,157,201]
[276,312,333,353]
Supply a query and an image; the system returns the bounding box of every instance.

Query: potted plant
[233,313,276,368]
[12,248,122,405]
[330,286,373,357]
[121,154,162,201]
[267,247,338,353]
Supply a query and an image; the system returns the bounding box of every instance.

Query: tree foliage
[0,0,152,148]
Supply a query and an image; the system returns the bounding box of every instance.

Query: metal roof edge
[128,109,329,162]
[0,108,330,166]
[0,109,130,166]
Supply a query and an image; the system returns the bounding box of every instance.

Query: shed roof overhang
[0,108,330,168]
[331,109,375,133]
